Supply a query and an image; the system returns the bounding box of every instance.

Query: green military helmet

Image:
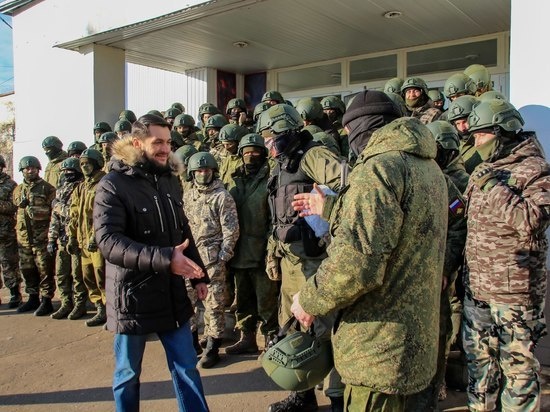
[320,95,346,114]
[98,132,118,145]
[295,97,323,122]
[42,135,63,149]
[384,92,409,117]
[262,90,284,104]
[94,121,112,133]
[443,73,476,99]
[198,103,220,117]
[119,110,137,123]
[114,119,132,133]
[426,120,460,151]
[80,148,105,169]
[174,113,196,127]
[171,102,185,113]
[427,89,444,102]
[67,141,87,156]
[253,102,271,122]
[60,157,82,173]
[262,329,334,392]
[468,99,524,133]
[464,64,491,91]
[164,107,182,119]
[204,114,229,130]
[401,77,429,96]
[238,133,268,156]
[384,77,404,94]
[226,98,247,115]
[478,90,507,102]
[447,95,478,122]
[0,154,5,168]
[187,151,218,173]
[264,104,304,134]
[303,124,323,135]
[147,109,163,117]
[18,156,41,171]
[174,144,198,165]
[218,124,248,142]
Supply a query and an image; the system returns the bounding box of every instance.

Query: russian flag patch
[449,198,465,216]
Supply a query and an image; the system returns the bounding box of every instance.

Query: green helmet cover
[464,64,491,90]
[204,114,229,130]
[174,114,196,127]
[478,90,507,102]
[165,107,182,119]
[60,157,82,173]
[219,124,248,142]
[147,110,163,117]
[94,122,112,133]
[187,151,218,173]
[226,98,247,114]
[67,141,87,155]
[253,102,271,122]
[19,156,41,171]
[443,73,476,98]
[468,99,525,133]
[42,135,63,150]
[98,132,118,145]
[295,98,324,122]
[263,104,304,134]
[401,77,429,96]
[174,145,198,165]
[427,89,444,102]
[261,90,284,104]
[114,119,132,133]
[320,95,346,114]
[384,77,404,94]
[119,110,137,123]
[171,102,185,113]
[198,103,220,117]
[80,148,105,169]
[238,133,267,156]
[447,95,478,122]
[426,120,460,151]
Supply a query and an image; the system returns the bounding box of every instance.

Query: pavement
[1,289,549,412]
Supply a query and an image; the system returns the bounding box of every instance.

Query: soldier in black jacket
[93,114,209,412]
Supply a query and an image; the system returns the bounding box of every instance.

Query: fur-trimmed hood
[110,136,183,175]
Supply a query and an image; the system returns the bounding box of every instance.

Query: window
[278,63,341,93]
[350,54,397,83]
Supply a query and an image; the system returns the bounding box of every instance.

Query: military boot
[68,302,87,320]
[34,297,54,316]
[17,294,40,313]
[225,331,258,355]
[51,302,74,319]
[192,330,203,356]
[86,302,106,327]
[267,389,318,412]
[198,337,222,368]
[8,286,22,309]
[329,396,344,412]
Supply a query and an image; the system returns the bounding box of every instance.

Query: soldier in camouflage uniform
[321,95,349,159]
[205,114,229,157]
[183,152,239,368]
[42,136,68,188]
[225,134,278,356]
[68,149,107,327]
[13,156,56,315]
[97,131,119,172]
[91,122,112,151]
[67,141,87,158]
[197,103,221,138]
[226,98,248,127]
[401,77,442,124]
[464,64,492,97]
[0,154,22,308]
[47,157,88,320]
[463,99,550,412]
[291,90,448,412]
[173,114,208,152]
[216,123,247,189]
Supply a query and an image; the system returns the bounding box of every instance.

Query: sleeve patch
[449,198,465,216]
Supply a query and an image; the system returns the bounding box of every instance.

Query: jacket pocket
[120,274,166,315]
[133,205,156,239]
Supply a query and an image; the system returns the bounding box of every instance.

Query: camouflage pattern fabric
[44,151,68,189]
[183,178,239,338]
[299,117,448,394]
[462,295,545,412]
[407,102,442,124]
[182,133,208,152]
[13,177,56,297]
[0,171,21,289]
[185,278,198,332]
[81,248,105,304]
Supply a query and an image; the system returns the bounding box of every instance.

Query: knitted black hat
[342,90,400,127]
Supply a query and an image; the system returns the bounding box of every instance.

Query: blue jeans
[113,322,209,412]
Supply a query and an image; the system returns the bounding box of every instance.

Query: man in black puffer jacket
[93,114,210,412]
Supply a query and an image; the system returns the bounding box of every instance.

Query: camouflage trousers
[0,234,21,289]
[232,266,279,336]
[462,294,546,412]
[203,262,227,339]
[185,278,198,332]
[81,249,105,305]
[55,248,88,306]
[18,241,55,298]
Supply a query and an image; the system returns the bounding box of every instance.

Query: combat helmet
[187,152,218,173]
[147,110,163,118]
[119,110,137,124]
[93,122,112,133]
[478,90,507,102]
[218,124,248,142]
[253,102,271,122]
[464,64,491,92]
[468,99,524,133]
[174,145,198,166]
[18,156,41,171]
[67,141,87,156]
[426,120,460,151]
[295,98,324,122]
[204,114,229,130]
[263,104,304,134]
[164,107,182,120]
[97,132,118,145]
[401,77,429,96]
[383,77,404,94]
[42,135,63,150]
[447,95,478,122]
[198,103,221,118]
[226,98,247,115]
[171,102,185,113]
[320,95,346,115]
[427,89,444,102]
[60,157,82,173]
[174,114,196,127]
[238,133,268,156]
[261,91,284,104]
[443,73,476,99]
[80,148,105,169]
[114,119,132,133]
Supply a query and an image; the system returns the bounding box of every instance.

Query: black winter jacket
[93,137,207,335]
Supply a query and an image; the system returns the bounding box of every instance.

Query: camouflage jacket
[44,151,68,189]
[464,133,550,306]
[183,178,239,266]
[444,155,470,194]
[182,132,208,152]
[299,117,448,394]
[407,101,442,125]
[48,179,82,244]
[12,177,56,245]
[68,170,106,248]
[0,171,17,235]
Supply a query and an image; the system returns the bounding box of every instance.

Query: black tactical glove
[67,237,80,255]
[46,241,57,256]
[87,241,98,253]
[18,197,29,208]
[472,166,499,191]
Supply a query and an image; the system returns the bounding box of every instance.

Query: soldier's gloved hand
[67,237,80,255]
[472,166,499,191]
[87,241,98,253]
[18,198,29,208]
[46,241,57,256]
[266,252,281,281]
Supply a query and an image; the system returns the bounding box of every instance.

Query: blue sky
[0,13,13,94]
